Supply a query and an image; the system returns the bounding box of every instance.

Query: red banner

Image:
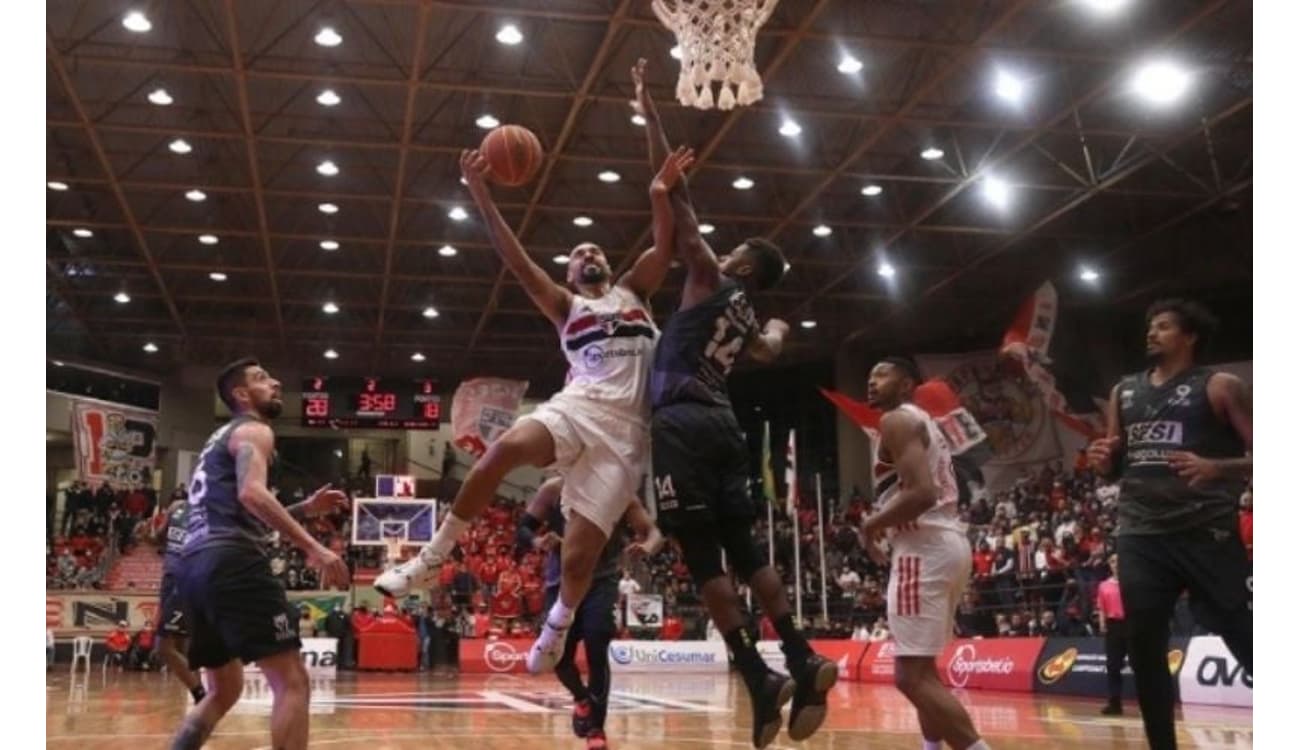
[859,640,900,683]
[811,639,871,683]
[451,378,529,459]
[940,638,1046,692]
[459,638,588,674]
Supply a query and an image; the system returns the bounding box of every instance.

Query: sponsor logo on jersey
[1126,420,1184,445]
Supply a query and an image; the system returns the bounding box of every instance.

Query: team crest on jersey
[1168,384,1193,407]
[1120,389,1135,409]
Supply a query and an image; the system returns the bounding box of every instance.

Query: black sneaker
[572,698,593,738]
[788,654,838,741]
[749,671,795,749]
[1101,701,1123,716]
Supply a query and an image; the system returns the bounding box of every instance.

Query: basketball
[479,124,543,187]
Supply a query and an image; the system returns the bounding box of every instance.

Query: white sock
[965,740,992,750]
[547,599,575,629]
[425,514,469,559]
[922,741,942,750]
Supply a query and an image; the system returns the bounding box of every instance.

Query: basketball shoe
[787,653,838,740]
[526,613,573,673]
[750,671,795,749]
[373,546,444,598]
[585,730,608,750]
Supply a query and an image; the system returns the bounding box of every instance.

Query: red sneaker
[572,699,593,738]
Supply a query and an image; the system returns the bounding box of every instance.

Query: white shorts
[886,528,972,657]
[517,392,647,538]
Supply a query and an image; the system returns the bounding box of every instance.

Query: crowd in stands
[46,480,161,590]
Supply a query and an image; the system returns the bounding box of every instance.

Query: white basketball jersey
[872,403,966,539]
[556,285,659,419]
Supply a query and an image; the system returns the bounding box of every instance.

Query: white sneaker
[374,547,444,598]
[526,617,572,674]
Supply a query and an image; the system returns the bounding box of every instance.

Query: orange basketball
[480,125,544,187]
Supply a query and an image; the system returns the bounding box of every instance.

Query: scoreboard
[301,376,441,430]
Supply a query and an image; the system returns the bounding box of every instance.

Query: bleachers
[105,547,163,591]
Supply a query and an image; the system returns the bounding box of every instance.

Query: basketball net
[384,538,405,566]
[652,0,781,110]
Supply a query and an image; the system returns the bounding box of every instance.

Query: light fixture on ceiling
[185,189,206,202]
[73,228,93,238]
[861,184,883,197]
[314,27,342,47]
[422,306,439,319]
[598,170,621,183]
[448,206,468,221]
[779,119,802,138]
[812,224,833,237]
[437,244,458,257]
[142,342,158,353]
[1132,59,1192,106]
[1079,0,1130,16]
[316,160,339,177]
[148,88,173,106]
[800,320,817,329]
[114,291,131,304]
[323,348,339,359]
[168,138,192,154]
[630,113,647,127]
[993,67,1027,105]
[319,202,339,214]
[981,174,1012,210]
[573,216,594,227]
[122,10,152,33]
[198,234,219,245]
[920,147,945,161]
[320,239,339,251]
[316,89,341,106]
[322,301,339,314]
[496,24,523,45]
[47,181,69,191]
[209,272,227,282]
[699,223,715,235]
[411,352,426,362]
[552,255,569,265]
[475,114,500,130]
[837,54,863,74]
[1079,266,1101,283]
[877,261,896,279]
[732,176,754,190]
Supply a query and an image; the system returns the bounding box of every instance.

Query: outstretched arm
[620,146,695,299]
[461,150,572,327]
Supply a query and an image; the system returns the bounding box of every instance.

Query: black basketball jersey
[1115,366,1247,535]
[161,500,190,573]
[542,502,622,589]
[183,415,273,554]
[650,277,760,409]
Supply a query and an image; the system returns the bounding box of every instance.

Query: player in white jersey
[377,146,695,675]
[859,357,993,750]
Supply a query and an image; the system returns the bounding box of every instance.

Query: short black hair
[741,237,787,291]
[879,355,923,386]
[216,357,260,413]
[1145,298,1218,360]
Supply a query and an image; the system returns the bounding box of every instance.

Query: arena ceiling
[46,0,1252,389]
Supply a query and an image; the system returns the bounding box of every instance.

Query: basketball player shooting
[375,143,694,677]
[859,357,991,750]
[168,358,350,750]
[518,477,664,750]
[633,58,836,749]
[1088,299,1251,750]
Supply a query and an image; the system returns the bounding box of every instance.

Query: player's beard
[579,263,608,284]
[255,399,284,420]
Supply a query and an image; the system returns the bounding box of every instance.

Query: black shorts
[157,571,189,637]
[1117,527,1252,634]
[543,575,618,639]
[178,543,301,670]
[651,402,754,534]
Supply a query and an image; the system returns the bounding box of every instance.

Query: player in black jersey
[517,478,663,750]
[168,358,350,750]
[149,497,205,704]
[1088,300,1251,750]
[633,60,836,749]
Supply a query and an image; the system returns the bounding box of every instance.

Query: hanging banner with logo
[1034,636,1188,699]
[71,398,158,488]
[1180,636,1252,707]
[451,378,530,459]
[626,593,664,628]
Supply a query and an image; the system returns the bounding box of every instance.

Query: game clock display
[301,376,441,430]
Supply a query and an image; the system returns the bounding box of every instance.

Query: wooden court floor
[46,669,1252,749]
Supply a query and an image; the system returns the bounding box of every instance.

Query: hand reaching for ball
[651,145,694,195]
[459,149,491,198]
[631,57,649,116]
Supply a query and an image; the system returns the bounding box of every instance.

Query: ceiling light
[670,45,683,60]
[142,342,158,353]
[73,228,93,238]
[475,114,500,130]
[323,349,339,360]
[598,170,621,183]
[411,352,426,362]
[699,223,715,235]
[837,54,864,74]
[459,176,468,186]
[422,307,439,319]
[448,206,469,221]
[779,119,802,137]
[316,160,339,177]
[148,88,173,106]
[573,216,593,227]
[47,181,69,191]
[732,176,754,190]
[921,147,944,161]
[322,301,339,314]
[198,234,219,245]
[861,184,883,197]
[552,255,569,265]
[209,272,227,282]
[168,138,192,154]
[496,24,523,45]
[114,291,131,304]
[320,239,339,251]
[437,244,458,257]
[185,189,206,202]
[812,224,833,237]
[877,261,896,279]
[1079,266,1101,283]
[981,174,1012,209]
[314,27,342,47]
[52,361,64,367]
[316,89,341,107]
[631,113,647,127]
[993,67,1027,105]
[319,202,339,214]
[1132,59,1192,106]
[122,11,152,33]
[800,320,817,329]
[1080,0,1130,15]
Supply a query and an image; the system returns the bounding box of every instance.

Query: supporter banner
[608,640,729,673]
[1034,636,1188,699]
[451,378,529,459]
[375,475,416,498]
[1180,636,1252,707]
[626,594,664,629]
[71,398,158,488]
[294,593,349,628]
[757,639,870,682]
[244,638,338,676]
[939,638,1046,692]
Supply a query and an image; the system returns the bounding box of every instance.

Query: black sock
[189,685,206,704]
[723,625,769,693]
[773,613,813,670]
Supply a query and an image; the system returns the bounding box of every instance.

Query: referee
[1088,300,1252,750]
[1096,553,1126,716]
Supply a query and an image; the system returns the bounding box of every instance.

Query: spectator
[836,565,862,598]
[955,590,995,638]
[299,607,317,638]
[105,621,132,669]
[1039,609,1062,637]
[129,620,157,670]
[618,569,641,600]
[451,561,477,611]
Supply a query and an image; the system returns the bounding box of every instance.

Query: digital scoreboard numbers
[301,376,441,430]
